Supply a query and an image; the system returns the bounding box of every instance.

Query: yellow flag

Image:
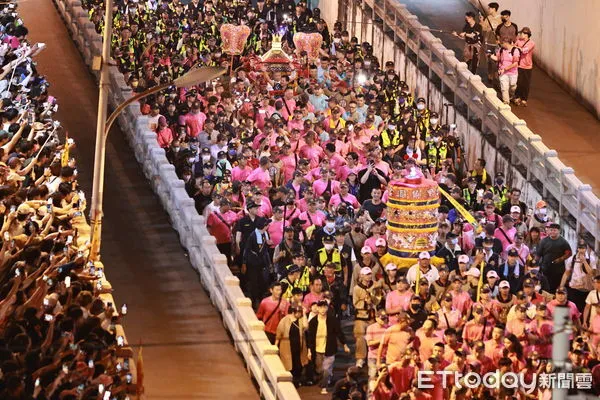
[438,186,477,226]
[61,132,70,167]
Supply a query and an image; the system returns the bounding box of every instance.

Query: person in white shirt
[560,240,597,314]
[406,252,439,286]
[584,276,600,329]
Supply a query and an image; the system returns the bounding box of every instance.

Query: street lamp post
[88,0,226,261]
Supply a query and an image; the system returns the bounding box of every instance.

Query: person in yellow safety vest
[491,172,509,210]
[420,112,442,147]
[425,131,451,173]
[280,265,303,300]
[415,97,431,134]
[379,122,404,156]
[284,253,311,293]
[462,176,479,209]
[313,235,342,274]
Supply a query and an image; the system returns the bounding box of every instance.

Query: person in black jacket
[307,300,350,394]
[243,217,273,309]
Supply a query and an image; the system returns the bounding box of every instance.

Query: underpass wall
[469,0,600,119]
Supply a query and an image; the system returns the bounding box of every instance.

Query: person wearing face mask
[529,200,549,233]
[406,294,428,332]
[436,233,465,273]
[421,111,441,145]
[495,9,518,44]
[490,172,508,210]
[313,234,341,275]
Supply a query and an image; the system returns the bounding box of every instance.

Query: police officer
[379,120,404,157]
[280,264,303,300]
[462,177,479,209]
[284,253,311,293]
[421,111,442,144]
[398,107,417,139]
[415,97,431,135]
[491,172,508,210]
[313,235,342,275]
[425,131,452,173]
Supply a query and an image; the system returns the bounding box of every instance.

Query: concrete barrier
[53,1,301,398]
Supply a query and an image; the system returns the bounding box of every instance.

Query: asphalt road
[18,1,259,399]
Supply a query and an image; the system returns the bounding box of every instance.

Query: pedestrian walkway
[19,1,259,398]
[400,0,600,196]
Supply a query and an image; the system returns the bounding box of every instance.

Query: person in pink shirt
[449,277,473,316]
[302,277,324,310]
[462,305,490,346]
[256,283,290,344]
[231,156,253,183]
[385,277,413,325]
[505,304,529,342]
[526,303,553,358]
[279,89,297,120]
[155,116,173,148]
[312,169,340,199]
[297,187,314,212]
[329,182,360,210]
[299,199,325,229]
[490,38,521,104]
[338,152,362,181]
[180,102,206,138]
[324,142,346,173]
[365,311,389,389]
[266,207,287,248]
[494,215,517,258]
[253,190,273,218]
[514,27,536,107]
[329,130,351,157]
[484,325,505,366]
[287,129,306,155]
[299,132,324,169]
[246,156,272,191]
[306,158,330,183]
[279,145,299,184]
[287,109,305,132]
[547,287,582,334]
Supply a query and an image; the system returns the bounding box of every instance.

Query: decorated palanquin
[385,172,444,268]
[220,24,251,55]
[293,32,323,61]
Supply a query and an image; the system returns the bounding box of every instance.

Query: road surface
[19,1,259,399]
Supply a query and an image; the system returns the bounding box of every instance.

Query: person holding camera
[488,38,521,104]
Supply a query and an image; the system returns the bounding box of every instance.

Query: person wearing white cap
[349,246,381,296]
[495,280,515,324]
[465,267,482,297]
[406,252,439,286]
[485,270,500,297]
[509,205,528,236]
[352,266,377,368]
[379,263,398,294]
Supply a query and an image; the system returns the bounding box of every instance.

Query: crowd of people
[79,0,598,399]
[453,2,535,106]
[0,4,134,400]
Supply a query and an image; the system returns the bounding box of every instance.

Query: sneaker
[321,388,328,395]
[513,98,521,105]
[521,100,527,107]
[356,359,365,368]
